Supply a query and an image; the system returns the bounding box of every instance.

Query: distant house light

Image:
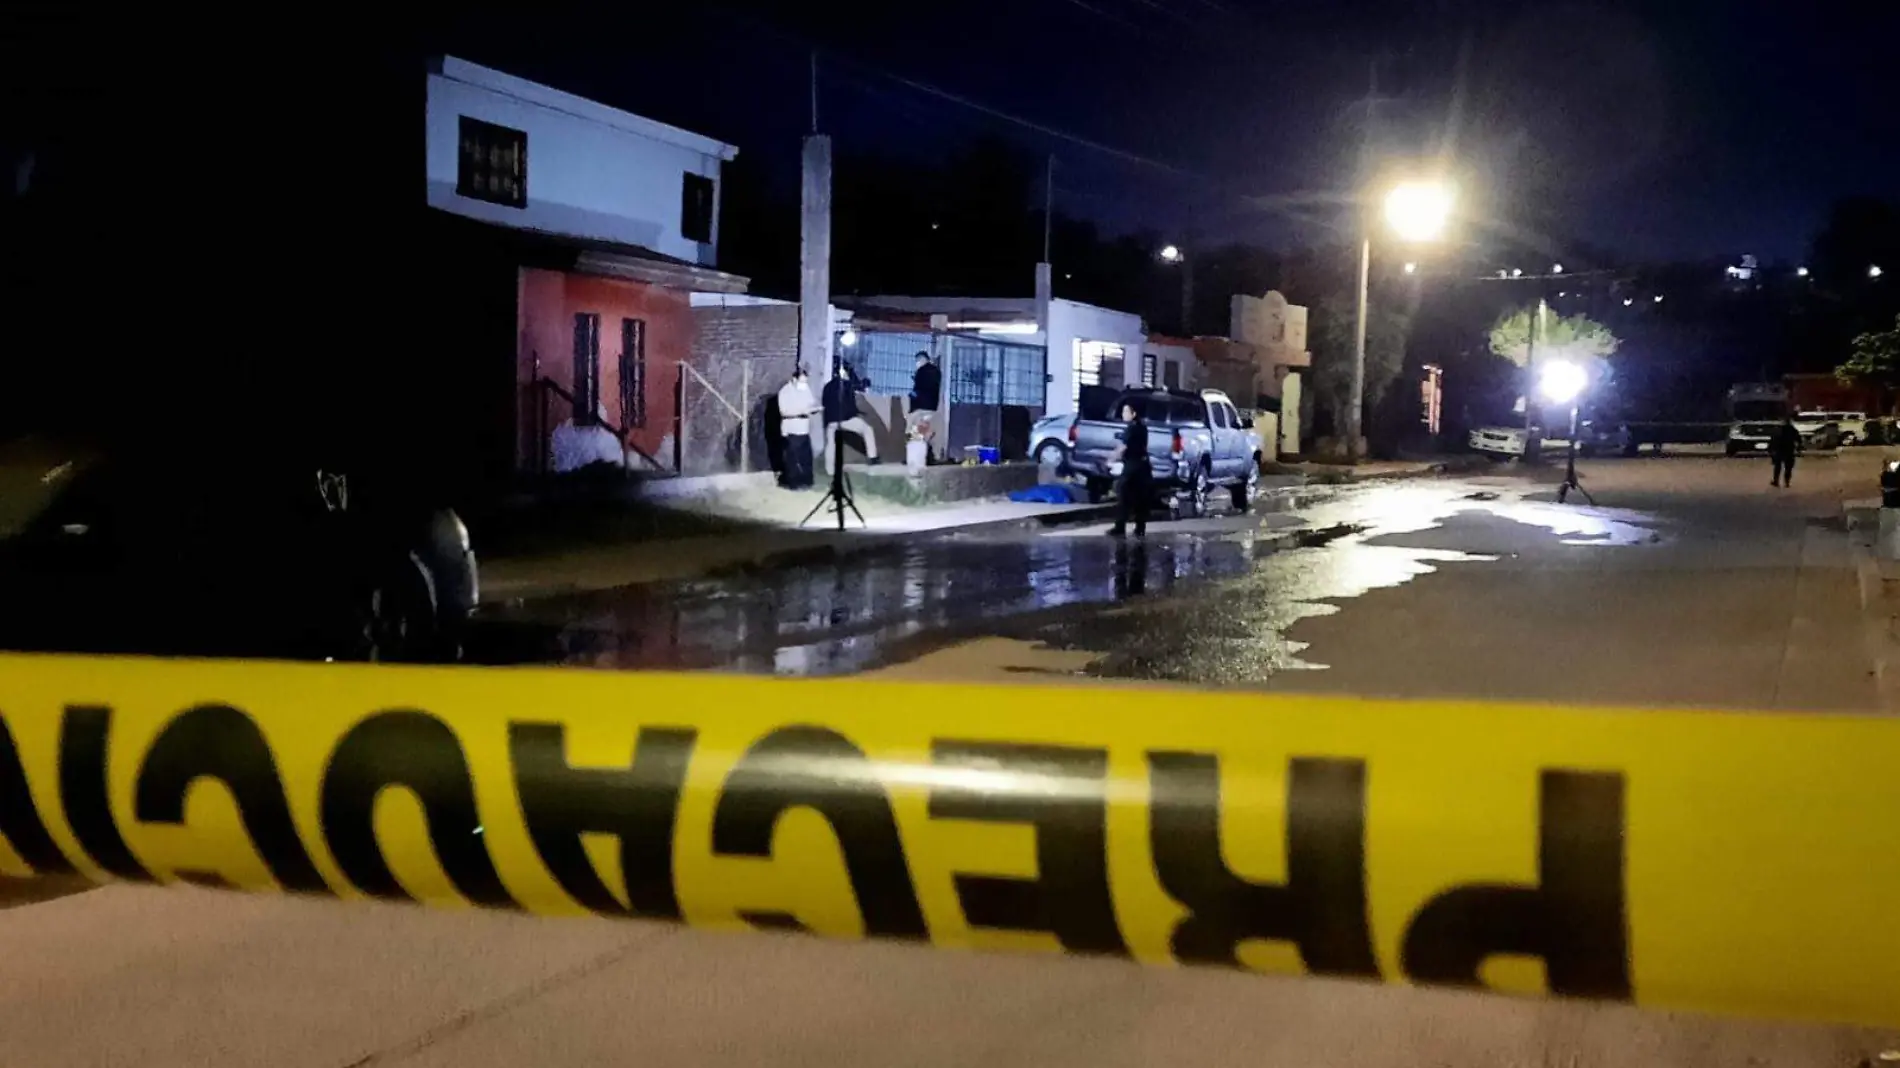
[1623,298,1634,306]
[1796,266,1811,277]
[1511,268,1523,278]
[1873,265,1886,279]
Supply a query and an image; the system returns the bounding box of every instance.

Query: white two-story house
[424,56,748,477]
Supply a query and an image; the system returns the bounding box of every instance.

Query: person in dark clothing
[1107,401,1153,538]
[821,361,878,474]
[1769,418,1801,487]
[909,351,941,413]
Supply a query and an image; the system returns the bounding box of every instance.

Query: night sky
[430,1,1899,265]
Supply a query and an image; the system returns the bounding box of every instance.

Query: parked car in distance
[1469,425,1532,460]
[1028,412,1076,468]
[1576,419,1634,456]
[1066,388,1261,517]
[0,441,477,662]
[1790,411,1842,450]
[1810,410,1875,445]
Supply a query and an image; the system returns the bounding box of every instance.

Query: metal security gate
[945,334,1045,459]
[837,328,1047,460]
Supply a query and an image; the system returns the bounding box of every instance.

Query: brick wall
[683,303,800,474]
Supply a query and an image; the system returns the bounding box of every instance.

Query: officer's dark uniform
[1109,413,1153,538]
[1769,421,1801,487]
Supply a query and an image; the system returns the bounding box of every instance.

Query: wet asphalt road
[473,470,1660,683]
[477,447,1888,717]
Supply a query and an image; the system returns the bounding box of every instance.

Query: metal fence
[844,331,935,395]
[835,328,1049,458]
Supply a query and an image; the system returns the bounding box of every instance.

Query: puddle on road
[470,482,1664,681]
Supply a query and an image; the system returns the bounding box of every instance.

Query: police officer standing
[1107,401,1153,539]
[1769,417,1801,488]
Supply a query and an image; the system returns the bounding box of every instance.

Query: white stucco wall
[1144,342,1197,390]
[426,57,736,264]
[1046,299,1147,415]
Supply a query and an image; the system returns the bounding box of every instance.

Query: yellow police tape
[1,652,1896,1027]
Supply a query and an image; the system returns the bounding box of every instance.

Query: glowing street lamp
[1383,180,1456,242]
[1873,265,1886,280]
[1796,266,1811,278]
[1158,245,1190,332]
[1348,177,1457,460]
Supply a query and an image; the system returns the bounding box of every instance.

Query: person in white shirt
[775,365,819,489]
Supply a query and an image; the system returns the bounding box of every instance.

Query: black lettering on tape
[133,704,331,894]
[1149,753,1379,977]
[58,705,152,880]
[0,713,76,875]
[929,741,1130,957]
[1401,770,1631,999]
[710,726,927,939]
[319,710,519,909]
[509,723,694,919]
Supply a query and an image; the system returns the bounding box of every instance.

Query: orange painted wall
[516,267,694,468]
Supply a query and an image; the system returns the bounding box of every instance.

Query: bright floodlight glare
[1159,245,1183,263]
[1874,265,1886,279]
[1383,180,1455,242]
[1540,360,1587,404]
[1403,261,1418,274]
[840,328,859,347]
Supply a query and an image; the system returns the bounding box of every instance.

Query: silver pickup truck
[1065,388,1262,517]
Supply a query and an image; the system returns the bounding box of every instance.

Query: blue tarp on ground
[1009,484,1082,504]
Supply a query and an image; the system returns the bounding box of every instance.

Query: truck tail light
[1067,423,1078,444]
[1171,430,1184,455]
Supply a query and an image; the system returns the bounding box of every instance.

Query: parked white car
[1812,410,1874,445]
[1790,411,1842,450]
[1469,425,1531,459]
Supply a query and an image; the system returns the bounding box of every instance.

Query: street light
[1383,181,1455,242]
[1874,265,1886,280]
[1796,266,1811,278]
[1539,360,1591,504]
[1403,261,1418,274]
[839,328,859,348]
[1552,263,1565,274]
[1158,244,1190,333]
[1349,177,1455,460]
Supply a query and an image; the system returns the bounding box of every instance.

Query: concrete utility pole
[1347,235,1370,459]
[799,136,833,382]
[1345,57,1379,462]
